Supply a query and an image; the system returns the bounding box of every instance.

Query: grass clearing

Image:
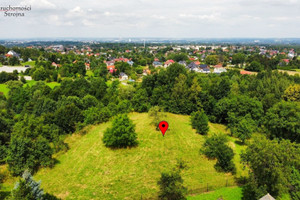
[188,187,243,200]
[0,84,9,97]
[86,70,94,77]
[23,80,60,89]
[2,112,245,199]
[21,61,36,67]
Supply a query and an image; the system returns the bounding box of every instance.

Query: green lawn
[188,187,243,200]
[0,81,60,97]
[0,84,9,97]
[86,70,94,77]
[23,80,60,89]
[2,112,245,199]
[21,61,36,67]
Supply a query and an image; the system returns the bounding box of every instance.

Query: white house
[119,72,128,81]
[214,67,227,74]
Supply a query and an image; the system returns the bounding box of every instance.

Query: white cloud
[0,0,300,38]
[19,0,56,9]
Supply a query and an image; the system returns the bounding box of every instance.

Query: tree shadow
[0,191,11,199]
[234,140,245,146]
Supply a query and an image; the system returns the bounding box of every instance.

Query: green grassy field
[23,80,60,89]
[188,187,243,200]
[21,61,36,67]
[0,84,9,97]
[2,112,246,200]
[0,81,60,97]
[86,70,94,77]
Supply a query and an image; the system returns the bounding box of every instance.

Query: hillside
[2,112,246,200]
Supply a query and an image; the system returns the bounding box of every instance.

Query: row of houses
[153,60,227,74]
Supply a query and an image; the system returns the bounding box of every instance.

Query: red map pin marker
[158,121,169,136]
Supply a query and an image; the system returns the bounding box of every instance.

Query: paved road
[0,66,30,73]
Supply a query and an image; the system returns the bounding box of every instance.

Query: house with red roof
[164,60,175,68]
[107,65,117,74]
[240,70,253,75]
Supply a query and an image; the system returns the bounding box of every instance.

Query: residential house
[178,61,187,67]
[199,64,208,69]
[153,61,163,68]
[127,60,134,66]
[107,65,116,74]
[187,62,199,71]
[119,72,128,81]
[279,59,289,66]
[214,67,227,74]
[259,193,275,200]
[201,67,211,74]
[6,50,20,58]
[164,60,175,68]
[240,70,252,75]
[106,60,115,66]
[85,63,90,70]
[52,62,58,68]
[143,69,151,76]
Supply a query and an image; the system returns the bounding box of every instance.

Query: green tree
[230,115,255,143]
[232,53,246,65]
[9,56,20,66]
[264,101,300,142]
[190,111,209,135]
[148,106,166,129]
[205,55,218,65]
[242,135,300,199]
[54,103,83,133]
[290,167,300,200]
[245,61,264,72]
[157,166,187,200]
[32,67,50,81]
[102,114,137,148]
[11,170,59,200]
[7,136,35,176]
[283,84,300,102]
[201,134,236,173]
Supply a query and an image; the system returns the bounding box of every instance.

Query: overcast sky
[0,0,299,39]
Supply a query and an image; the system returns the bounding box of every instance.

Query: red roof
[214,64,223,68]
[165,60,175,64]
[194,61,201,65]
[107,65,115,70]
[240,70,252,75]
[282,59,290,63]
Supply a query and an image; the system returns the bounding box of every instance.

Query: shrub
[202,134,236,173]
[191,111,209,135]
[102,114,137,148]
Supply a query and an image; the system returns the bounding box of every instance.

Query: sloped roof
[259,193,275,200]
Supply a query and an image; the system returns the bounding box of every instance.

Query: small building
[214,67,227,74]
[153,61,163,68]
[240,70,253,75]
[164,60,175,68]
[106,60,115,66]
[143,69,151,76]
[107,65,116,74]
[178,61,187,66]
[119,72,128,81]
[201,67,211,74]
[259,193,275,200]
[6,50,20,58]
[85,63,90,70]
[127,60,134,66]
[187,62,199,71]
